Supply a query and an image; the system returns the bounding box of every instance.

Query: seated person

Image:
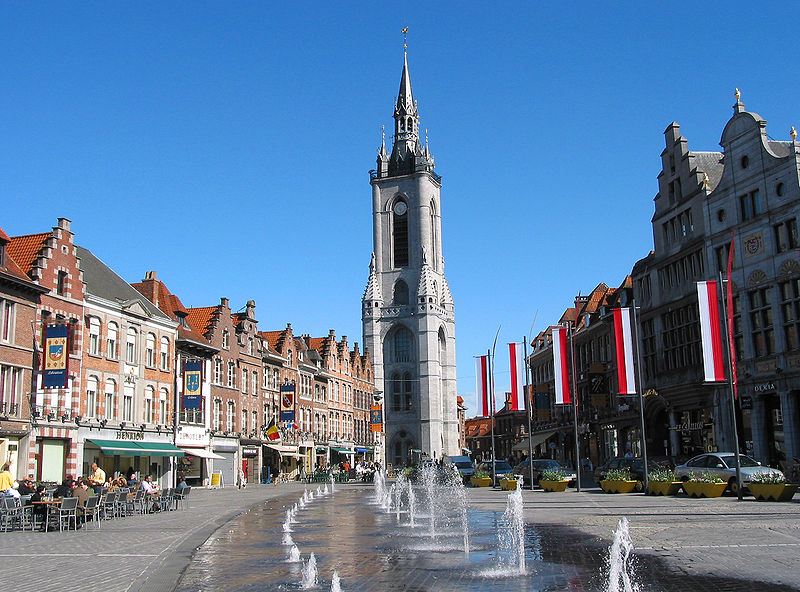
[73,478,91,524]
[53,477,75,499]
[125,467,139,485]
[18,477,36,495]
[176,475,189,493]
[116,476,128,488]
[29,484,48,525]
[139,475,159,494]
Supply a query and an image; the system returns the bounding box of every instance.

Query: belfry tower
[362,47,458,466]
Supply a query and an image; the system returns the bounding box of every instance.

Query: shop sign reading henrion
[116,430,145,441]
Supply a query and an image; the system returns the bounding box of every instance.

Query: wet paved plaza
[175,483,800,592]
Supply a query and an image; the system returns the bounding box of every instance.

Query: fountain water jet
[282,532,294,546]
[501,480,526,574]
[606,517,639,592]
[287,544,301,563]
[282,511,292,532]
[300,552,318,589]
[330,570,341,592]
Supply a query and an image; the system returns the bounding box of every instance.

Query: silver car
[674,452,783,494]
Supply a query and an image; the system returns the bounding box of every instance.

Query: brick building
[8,218,84,483]
[0,227,48,480]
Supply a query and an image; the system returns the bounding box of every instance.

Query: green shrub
[647,468,676,483]
[539,469,567,481]
[605,467,632,481]
[688,471,724,483]
[749,471,785,484]
[473,469,490,479]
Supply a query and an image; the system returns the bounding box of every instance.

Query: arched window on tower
[392,328,413,363]
[430,199,438,271]
[391,372,402,411]
[393,280,409,305]
[402,372,413,411]
[392,199,409,267]
[407,117,413,132]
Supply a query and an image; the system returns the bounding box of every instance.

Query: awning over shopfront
[354,446,372,453]
[330,446,356,455]
[181,448,225,460]
[315,447,327,453]
[87,439,185,457]
[266,444,301,458]
[512,431,557,452]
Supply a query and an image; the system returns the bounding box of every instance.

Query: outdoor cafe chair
[49,497,79,532]
[130,490,146,515]
[101,490,117,520]
[0,497,23,532]
[157,488,173,512]
[83,496,100,529]
[173,486,191,510]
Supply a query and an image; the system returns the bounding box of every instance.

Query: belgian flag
[265,418,280,441]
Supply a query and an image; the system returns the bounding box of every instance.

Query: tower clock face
[393,201,407,215]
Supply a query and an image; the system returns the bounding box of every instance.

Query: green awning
[330,446,356,455]
[87,439,184,457]
[316,447,327,453]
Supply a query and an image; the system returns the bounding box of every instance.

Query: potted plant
[499,475,518,491]
[539,469,569,492]
[600,467,638,493]
[682,471,727,498]
[646,468,682,496]
[748,471,798,501]
[470,469,492,488]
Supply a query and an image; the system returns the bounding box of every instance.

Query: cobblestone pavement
[0,482,306,592]
[1,482,798,591]
[468,485,800,590]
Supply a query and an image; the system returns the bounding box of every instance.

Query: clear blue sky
[3,3,799,416]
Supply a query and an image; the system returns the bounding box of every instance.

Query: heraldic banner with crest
[183,360,203,409]
[43,324,69,388]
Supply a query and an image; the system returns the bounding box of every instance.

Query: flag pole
[630,301,649,493]
[718,271,743,500]
[568,321,581,492]
[523,336,535,489]
[488,347,497,487]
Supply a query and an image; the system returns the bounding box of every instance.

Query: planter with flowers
[682,472,727,498]
[470,469,492,488]
[539,469,570,492]
[600,467,638,494]
[748,471,798,501]
[646,468,683,496]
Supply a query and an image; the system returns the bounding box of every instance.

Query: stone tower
[362,50,458,466]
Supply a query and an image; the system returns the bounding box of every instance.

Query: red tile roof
[7,233,49,275]
[305,337,326,352]
[259,330,283,350]
[0,227,37,283]
[186,306,216,336]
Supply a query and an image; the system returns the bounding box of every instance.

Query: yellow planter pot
[647,481,683,496]
[470,477,492,487]
[749,483,799,501]
[682,481,727,498]
[540,479,569,492]
[500,478,518,491]
[600,480,638,494]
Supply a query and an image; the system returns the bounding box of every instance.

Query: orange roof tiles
[7,233,49,275]
[259,331,283,350]
[0,227,36,283]
[186,306,216,336]
[305,337,326,352]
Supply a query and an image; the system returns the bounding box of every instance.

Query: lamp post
[373,390,384,468]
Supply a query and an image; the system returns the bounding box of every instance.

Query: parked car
[476,460,514,481]
[444,455,475,483]
[593,457,670,491]
[512,458,577,487]
[674,452,783,493]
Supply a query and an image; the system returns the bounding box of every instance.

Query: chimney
[145,271,157,280]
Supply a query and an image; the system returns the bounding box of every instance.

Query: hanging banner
[280,383,296,422]
[43,324,69,388]
[182,360,203,410]
[370,405,383,432]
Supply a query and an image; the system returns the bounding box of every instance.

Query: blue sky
[3,3,799,415]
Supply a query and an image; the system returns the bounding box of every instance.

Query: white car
[674,452,783,494]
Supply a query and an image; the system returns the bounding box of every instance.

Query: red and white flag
[475,355,491,416]
[508,342,524,411]
[552,327,570,404]
[697,281,726,382]
[613,308,636,394]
